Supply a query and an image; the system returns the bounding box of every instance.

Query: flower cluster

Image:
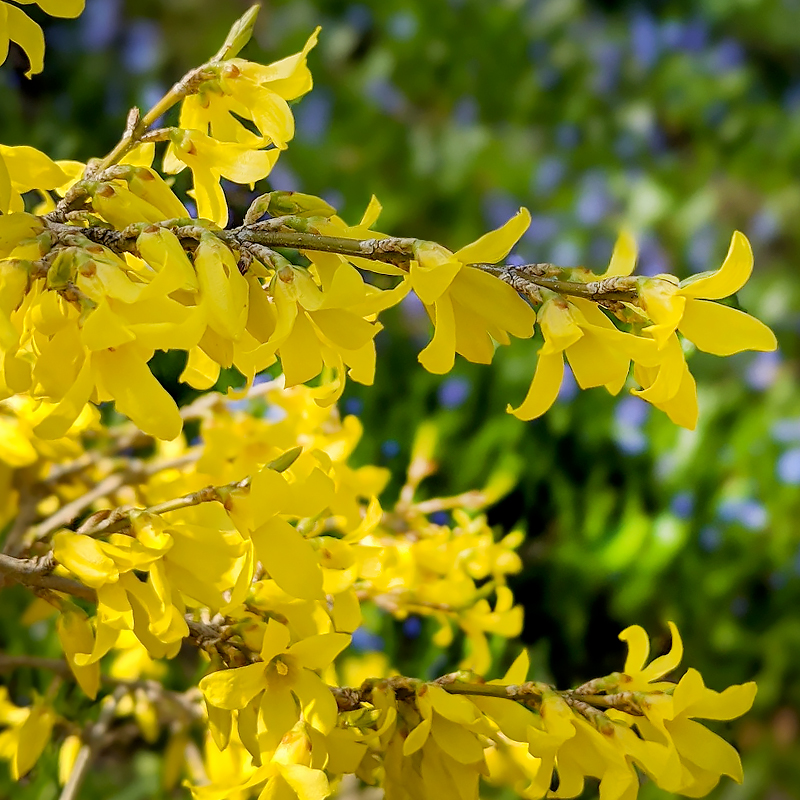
[0,6,765,800]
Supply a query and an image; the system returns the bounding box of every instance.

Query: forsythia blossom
[0,7,766,800]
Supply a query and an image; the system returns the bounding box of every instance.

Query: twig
[0,553,96,602]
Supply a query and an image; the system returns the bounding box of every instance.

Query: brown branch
[0,553,96,602]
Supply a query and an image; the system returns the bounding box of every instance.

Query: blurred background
[2,0,800,798]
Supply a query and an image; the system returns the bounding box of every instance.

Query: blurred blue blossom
[525,215,560,244]
[81,0,121,51]
[717,498,768,531]
[452,96,478,125]
[549,238,581,267]
[771,417,800,443]
[748,209,780,244]
[387,11,418,41]
[637,236,670,277]
[557,364,578,403]
[745,350,781,391]
[296,90,332,144]
[344,397,363,416]
[711,39,745,72]
[269,162,301,193]
[686,226,717,273]
[483,191,521,231]
[365,78,406,115]
[533,156,565,196]
[344,5,372,34]
[554,123,580,150]
[381,439,401,458]
[430,511,449,526]
[122,20,162,74]
[438,376,471,409]
[613,396,650,455]
[777,448,800,485]
[403,617,422,638]
[631,11,661,70]
[670,491,695,519]
[351,627,384,652]
[699,525,722,552]
[576,171,610,225]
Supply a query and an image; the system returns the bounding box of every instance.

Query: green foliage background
[2,0,800,797]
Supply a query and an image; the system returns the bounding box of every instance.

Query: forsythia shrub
[0,5,772,800]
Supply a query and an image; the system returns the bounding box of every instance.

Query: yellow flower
[56,602,100,699]
[178,29,319,149]
[617,621,684,692]
[0,687,56,780]
[200,619,349,756]
[0,144,71,212]
[0,0,85,77]
[412,209,537,374]
[163,129,280,226]
[509,295,657,421]
[616,623,757,795]
[636,232,776,353]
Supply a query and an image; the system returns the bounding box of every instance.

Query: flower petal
[507,350,563,421]
[603,230,637,277]
[199,662,266,710]
[455,207,531,264]
[418,295,456,374]
[619,625,650,675]
[640,621,683,683]
[678,299,777,356]
[679,231,752,300]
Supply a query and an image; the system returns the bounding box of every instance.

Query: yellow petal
[508,350,563,421]
[619,625,650,675]
[34,0,86,18]
[92,344,182,440]
[455,207,531,264]
[287,632,350,671]
[667,717,743,782]
[53,531,119,588]
[199,663,266,710]
[278,764,330,800]
[678,299,777,355]
[12,704,54,779]
[56,606,99,699]
[449,266,536,339]
[260,618,291,663]
[410,242,461,305]
[538,300,583,354]
[673,669,757,721]
[418,295,456,374]
[632,334,685,405]
[179,346,220,390]
[196,233,248,340]
[5,6,44,77]
[0,212,43,257]
[291,669,338,734]
[251,517,324,600]
[80,300,135,351]
[657,365,698,430]
[0,417,37,467]
[565,331,629,390]
[403,718,432,756]
[679,231,753,300]
[640,621,683,683]
[603,229,637,277]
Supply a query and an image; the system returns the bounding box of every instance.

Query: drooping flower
[509,294,658,421]
[411,209,537,374]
